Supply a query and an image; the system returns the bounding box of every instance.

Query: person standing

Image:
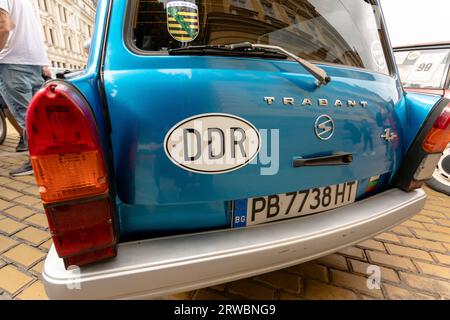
[0,0,50,176]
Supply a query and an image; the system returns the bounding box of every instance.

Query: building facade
[31,0,97,70]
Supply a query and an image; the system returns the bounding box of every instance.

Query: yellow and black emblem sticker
[167,1,199,42]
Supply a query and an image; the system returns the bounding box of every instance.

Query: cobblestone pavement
[0,127,449,300]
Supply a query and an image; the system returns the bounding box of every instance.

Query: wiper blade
[168,44,288,60]
[169,42,331,87]
[169,44,229,52]
[228,42,331,87]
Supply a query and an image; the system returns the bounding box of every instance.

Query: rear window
[394,48,450,89]
[129,0,390,75]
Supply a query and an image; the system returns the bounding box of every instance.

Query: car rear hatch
[102,0,404,239]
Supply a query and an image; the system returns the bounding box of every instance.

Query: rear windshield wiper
[168,44,288,60]
[169,42,331,87]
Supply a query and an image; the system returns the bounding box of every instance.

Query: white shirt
[0,0,49,65]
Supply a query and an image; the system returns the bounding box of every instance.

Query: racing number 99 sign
[408,52,447,82]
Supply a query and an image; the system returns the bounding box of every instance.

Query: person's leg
[6,106,28,152]
[0,95,23,136]
[0,64,43,176]
[0,65,29,153]
[1,96,27,151]
[0,64,33,135]
[4,107,23,136]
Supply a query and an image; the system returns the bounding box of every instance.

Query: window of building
[49,28,55,46]
[261,0,275,17]
[42,26,47,43]
[68,37,73,51]
[231,0,248,9]
[59,5,67,23]
[286,10,297,25]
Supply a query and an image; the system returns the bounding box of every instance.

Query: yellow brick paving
[0,126,449,300]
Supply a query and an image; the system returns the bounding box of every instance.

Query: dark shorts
[0,64,44,130]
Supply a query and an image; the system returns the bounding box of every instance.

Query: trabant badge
[264,97,368,108]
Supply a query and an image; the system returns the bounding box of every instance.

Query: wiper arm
[228,42,331,87]
[169,42,331,87]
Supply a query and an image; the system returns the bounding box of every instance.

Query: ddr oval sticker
[164,114,261,174]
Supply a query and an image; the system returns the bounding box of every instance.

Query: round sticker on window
[371,41,386,70]
[167,1,199,42]
[407,51,420,61]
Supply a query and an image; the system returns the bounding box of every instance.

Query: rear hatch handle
[293,153,353,167]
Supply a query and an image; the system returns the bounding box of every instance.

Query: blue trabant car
[26,0,449,299]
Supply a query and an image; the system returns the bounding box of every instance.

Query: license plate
[233,181,358,228]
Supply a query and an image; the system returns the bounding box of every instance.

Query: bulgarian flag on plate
[367,175,380,193]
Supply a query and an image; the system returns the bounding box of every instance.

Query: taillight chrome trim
[396,98,450,191]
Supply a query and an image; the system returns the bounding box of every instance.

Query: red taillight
[27,82,116,267]
[27,83,108,203]
[46,197,115,258]
[65,246,117,268]
[423,106,450,153]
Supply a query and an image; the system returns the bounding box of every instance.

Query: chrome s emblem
[315,115,335,141]
[381,128,397,142]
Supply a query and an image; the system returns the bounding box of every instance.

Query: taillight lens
[405,104,450,191]
[46,197,115,258]
[423,106,450,153]
[27,83,108,203]
[65,246,117,268]
[31,152,107,203]
[27,82,117,267]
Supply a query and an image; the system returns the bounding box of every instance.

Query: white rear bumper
[43,188,426,299]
